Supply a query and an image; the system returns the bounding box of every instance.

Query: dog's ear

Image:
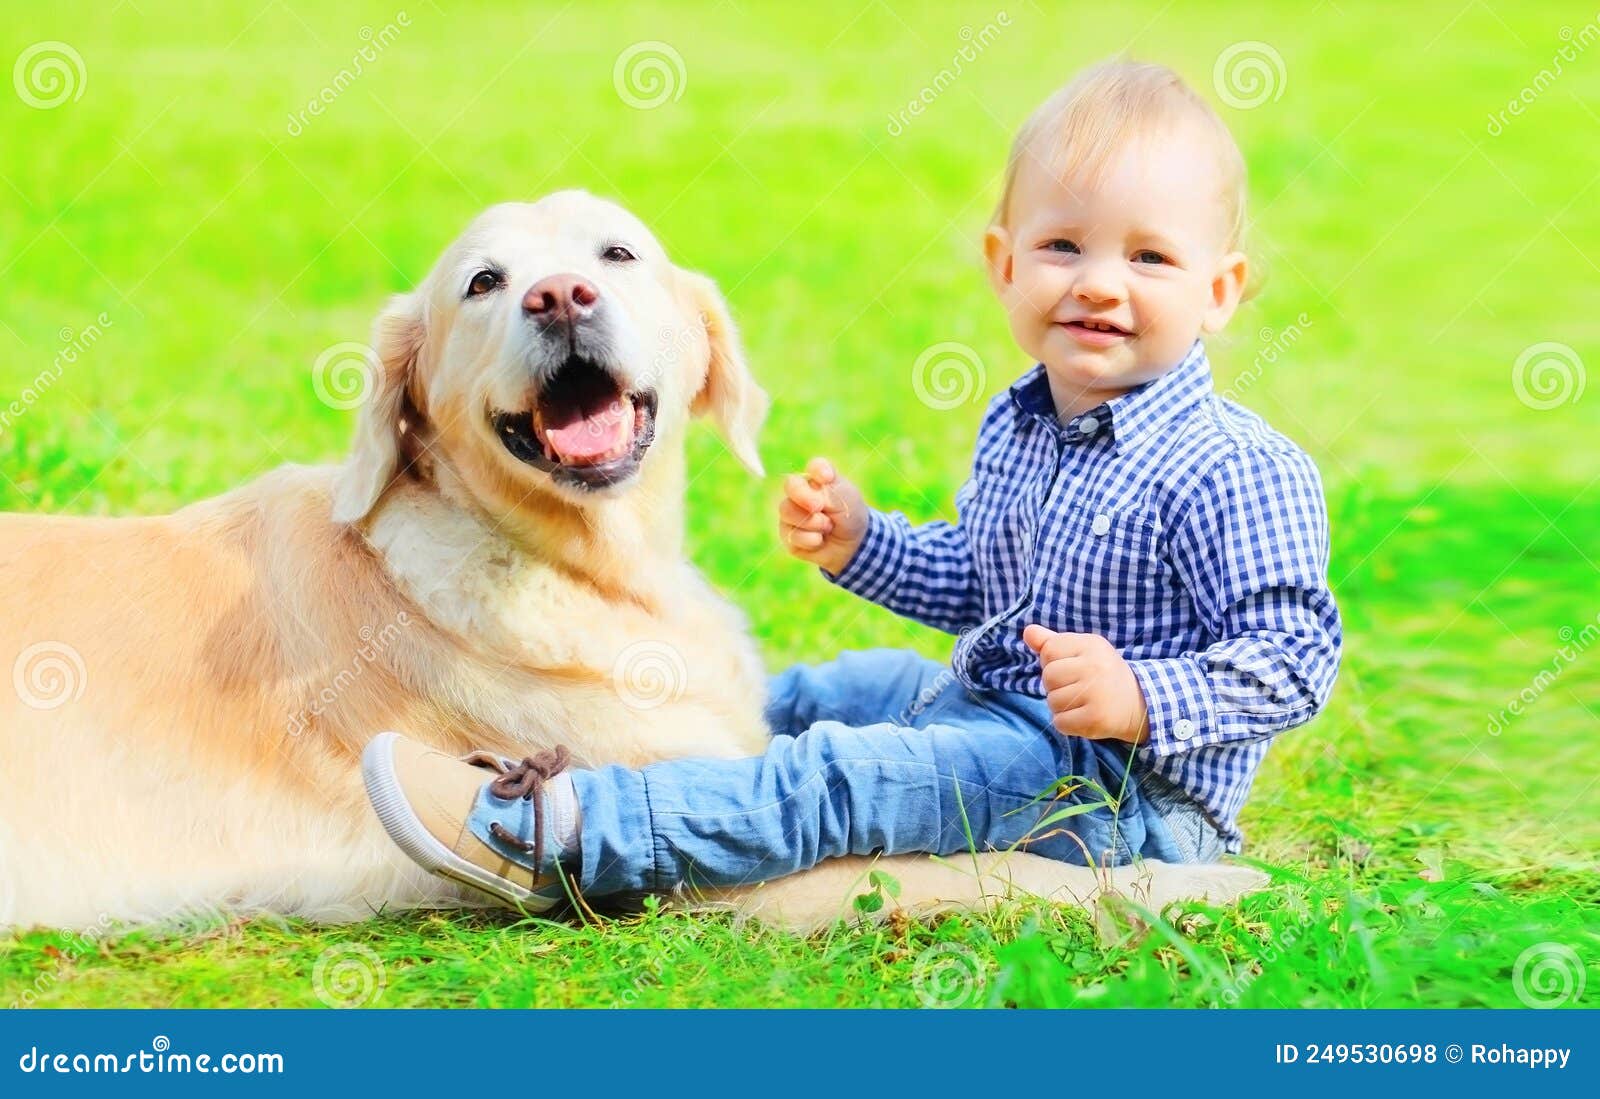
[331,292,426,524]
[681,271,768,477]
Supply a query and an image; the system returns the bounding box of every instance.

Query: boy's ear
[331,292,426,524]
[983,225,1015,297]
[1202,251,1250,333]
[680,270,768,477]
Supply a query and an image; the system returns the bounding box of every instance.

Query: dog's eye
[466,270,502,297]
[601,244,638,264]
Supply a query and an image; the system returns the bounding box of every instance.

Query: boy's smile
[986,127,1248,418]
[1060,317,1133,347]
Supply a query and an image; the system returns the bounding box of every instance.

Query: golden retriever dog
[0,191,1262,934]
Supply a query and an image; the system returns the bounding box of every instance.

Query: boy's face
[986,129,1247,416]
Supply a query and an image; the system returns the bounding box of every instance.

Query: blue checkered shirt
[827,341,1342,851]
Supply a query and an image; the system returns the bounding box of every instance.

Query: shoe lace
[463,746,572,870]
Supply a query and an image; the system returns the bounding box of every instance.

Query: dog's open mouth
[492,357,658,490]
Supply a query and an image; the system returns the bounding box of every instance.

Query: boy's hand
[1022,625,1150,744]
[778,457,869,575]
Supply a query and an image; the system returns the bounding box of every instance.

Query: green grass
[2,0,1597,1008]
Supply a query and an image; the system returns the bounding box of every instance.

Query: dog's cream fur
[0,192,1262,934]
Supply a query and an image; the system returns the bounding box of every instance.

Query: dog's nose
[523,274,600,326]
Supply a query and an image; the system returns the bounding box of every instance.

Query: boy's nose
[1071,268,1124,306]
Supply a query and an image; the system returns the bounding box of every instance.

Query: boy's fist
[1022,625,1149,744]
[778,457,869,575]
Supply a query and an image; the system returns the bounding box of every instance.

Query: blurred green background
[1,1,1595,1007]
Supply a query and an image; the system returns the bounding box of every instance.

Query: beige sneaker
[362,731,573,912]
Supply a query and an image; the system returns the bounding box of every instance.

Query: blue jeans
[570,648,1226,897]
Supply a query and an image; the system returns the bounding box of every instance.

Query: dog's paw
[1139,861,1269,908]
[1092,860,1269,940]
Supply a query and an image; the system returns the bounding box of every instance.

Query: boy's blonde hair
[993,59,1249,252]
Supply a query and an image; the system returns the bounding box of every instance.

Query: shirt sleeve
[820,475,985,636]
[1128,445,1343,756]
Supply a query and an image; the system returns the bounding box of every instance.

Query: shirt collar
[1008,340,1212,452]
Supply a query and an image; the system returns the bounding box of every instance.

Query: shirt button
[1091,513,1111,536]
[1078,415,1100,436]
[1174,718,1197,740]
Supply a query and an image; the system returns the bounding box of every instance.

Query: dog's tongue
[545,399,632,462]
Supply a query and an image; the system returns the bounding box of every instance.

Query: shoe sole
[361,731,561,914]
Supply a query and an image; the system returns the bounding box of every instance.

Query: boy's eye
[1133,249,1168,265]
[1043,239,1081,254]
